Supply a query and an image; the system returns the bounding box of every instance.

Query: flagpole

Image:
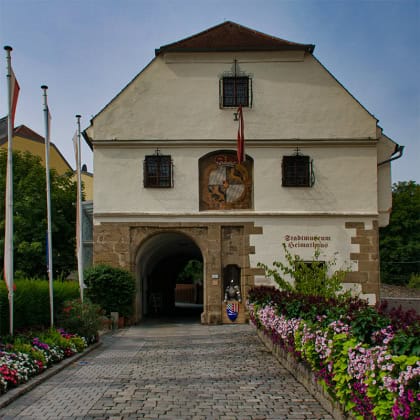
[41,85,54,327]
[4,46,14,335]
[75,115,84,302]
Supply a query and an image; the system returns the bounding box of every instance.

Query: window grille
[144,153,173,188]
[220,76,252,108]
[302,261,326,270]
[282,154,315,187]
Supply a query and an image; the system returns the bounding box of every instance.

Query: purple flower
[32,338,49,351]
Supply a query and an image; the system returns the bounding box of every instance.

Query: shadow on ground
[142,302,203,324]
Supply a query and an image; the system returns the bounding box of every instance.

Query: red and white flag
[10,68,20,127]
[236,105,244,163]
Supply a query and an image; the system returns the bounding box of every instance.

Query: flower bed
[248,286,420,420]
[0,328,88,395]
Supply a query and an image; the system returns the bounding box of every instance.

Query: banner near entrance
[226,301,239,322]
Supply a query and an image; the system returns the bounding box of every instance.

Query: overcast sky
[1,0,419,183]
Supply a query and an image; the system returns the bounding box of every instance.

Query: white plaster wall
[94,144,378,214]
[90,51,377,141]
[91,49,383,216]
[94,147,201,212]
[253,145,378,213]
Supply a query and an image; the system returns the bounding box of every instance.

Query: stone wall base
[255,326,355,420]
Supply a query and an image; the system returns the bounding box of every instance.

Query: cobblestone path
[0,322,332,419]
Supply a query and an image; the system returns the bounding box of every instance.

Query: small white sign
[211,274,219,279]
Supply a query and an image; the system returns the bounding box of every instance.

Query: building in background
[0,116,94,268]
[83,21,401,324]
[0,116,93,200]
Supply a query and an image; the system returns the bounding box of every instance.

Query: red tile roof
[0,117,44,144]
[0,117,73,172]
[14,125,45,143]
[155,21,315,55]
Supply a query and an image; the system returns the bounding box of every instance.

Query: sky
[0,0,419,183]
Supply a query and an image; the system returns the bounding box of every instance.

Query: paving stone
[0,322,332,419]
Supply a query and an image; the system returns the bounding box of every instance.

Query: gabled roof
[14,125,45,143]
[0,116,73,172]
[0,117,46,145]
[155,21,315,55]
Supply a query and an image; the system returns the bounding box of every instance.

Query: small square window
[302,260,326,270]
[144,154,173,188]
[282,155,314,187]
[220,76,251,108]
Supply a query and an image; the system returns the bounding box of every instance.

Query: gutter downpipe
[378,144,404,166]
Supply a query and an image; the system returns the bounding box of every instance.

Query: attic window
[220,76,251,108]
[144,150,173,188]
[282,149,315,187]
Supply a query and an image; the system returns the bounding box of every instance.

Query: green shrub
[349,306,390,344]
[68,335,88,352]
[0,279,80,334]
[84,265,135,318]
[37,328,72,349]
[257,244,348,298]
[58,299,103,344]
[408,273,420,289]
[390,324,420,356]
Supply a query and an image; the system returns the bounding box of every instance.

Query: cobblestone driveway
[0,322,332,419]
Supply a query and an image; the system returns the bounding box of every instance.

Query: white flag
[4,59,20,293]
[72,131,78,167]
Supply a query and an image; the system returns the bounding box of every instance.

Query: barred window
[144,154,173,188]
[302,261,326,270]
[220,76,251,108]
[282,155,314,187]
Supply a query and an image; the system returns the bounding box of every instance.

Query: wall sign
[285,234,331,249]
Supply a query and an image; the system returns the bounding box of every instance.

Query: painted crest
[226,301,239,322]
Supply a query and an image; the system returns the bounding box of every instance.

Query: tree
[176,259,203,284]
[0,150,77,278]
[379,181,420,285]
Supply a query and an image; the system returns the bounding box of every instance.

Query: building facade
[84,22,400,324]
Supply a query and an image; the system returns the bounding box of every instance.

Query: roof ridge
[14,125,45,142]
[155,21,314,55]
[157,21,232,51]
[224,21,310,47]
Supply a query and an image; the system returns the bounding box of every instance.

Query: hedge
[0,279,80,334]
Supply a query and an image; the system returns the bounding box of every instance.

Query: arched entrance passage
[136,232,203,320]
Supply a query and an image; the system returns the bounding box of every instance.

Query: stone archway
[136,231,204,320]
[93,221,263,324]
